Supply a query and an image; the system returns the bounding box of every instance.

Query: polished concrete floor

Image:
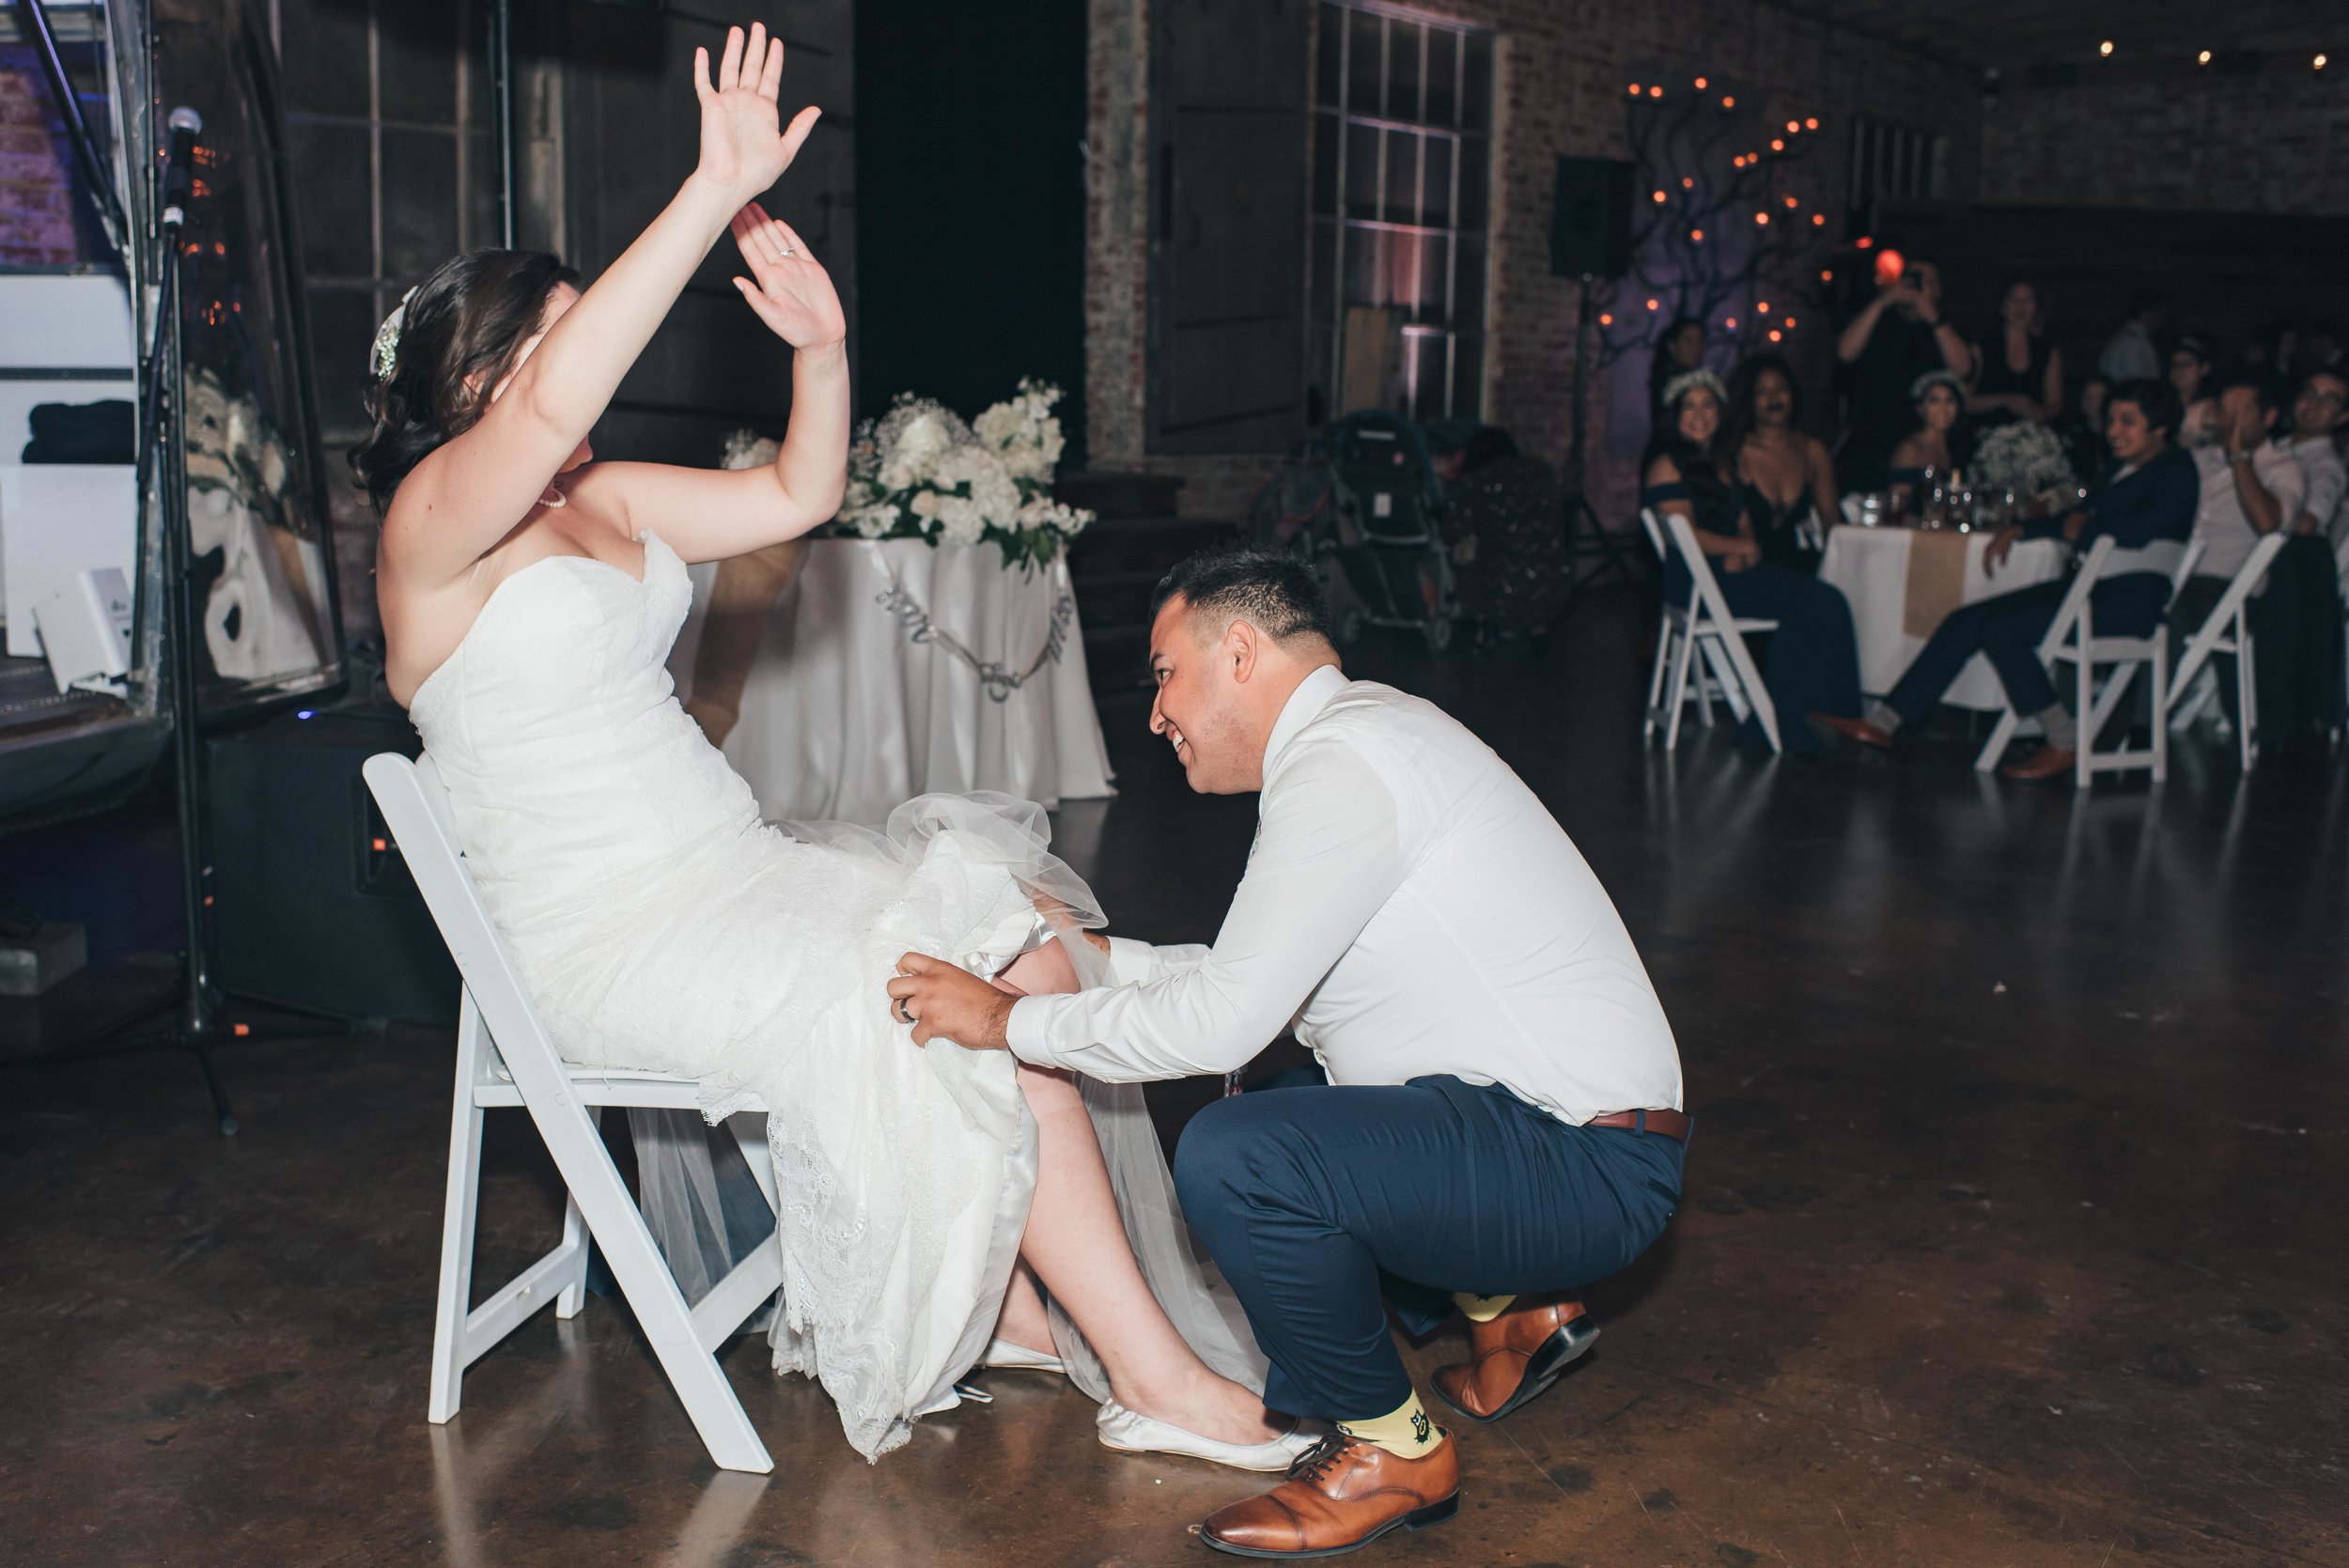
[4,591,2345,1567]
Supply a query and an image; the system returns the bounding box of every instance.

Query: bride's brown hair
[349,249,581,513]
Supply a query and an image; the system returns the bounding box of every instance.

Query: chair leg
[2236,613,2257,770]
[1643,622,1672,737]
[2076,648,2095,789]
[1664,625,1696,751]
[526,1094,773,1472]
[553,1107,598,1320]
[2151,636,2169,784]
[430,995,490,1425]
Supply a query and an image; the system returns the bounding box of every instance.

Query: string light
[1856,235,1875,249]
[1689,227,1704,241]
[1682,177,1695,189]
[1694,76,1709,90]
[1653,189,1669,203]
[2098,39,2114,56]
[1628,83,1642,95]
[1599,312,1614,325]
[2318,53,2330,70]
[1770,137,1785,151]
[1754,211,1770,225]
[1804,117,1819,131]
[2198,49,2212,65]
[1812,212,1827,226]
[1649,85,1664,98]
[1768,329,1783,342]
[1820,269,1833,281]
[1784,194,1799,208]
[1785,119,1800,132]
[1757,301,1771,313]
[1785,317,1797,328]
[1725,316,1738,329]
[1721,94,1735,108]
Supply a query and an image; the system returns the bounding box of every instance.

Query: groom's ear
[1223,617,1261,685]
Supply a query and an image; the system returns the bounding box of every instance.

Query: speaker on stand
[1549,157,1644,593]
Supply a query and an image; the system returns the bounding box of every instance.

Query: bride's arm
[381,23,816,589]
[572,201,848,564]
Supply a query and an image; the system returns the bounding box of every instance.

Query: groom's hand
[888,954,1017,1052]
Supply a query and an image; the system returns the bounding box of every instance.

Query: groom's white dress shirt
[1007,666,1683,1126]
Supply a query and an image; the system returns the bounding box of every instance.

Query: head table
[669,537,1115,825]
[1815,526,2069,709]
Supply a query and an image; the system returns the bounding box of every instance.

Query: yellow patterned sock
[1454,1291,1516,1323]
[1337,1389,1445,1458]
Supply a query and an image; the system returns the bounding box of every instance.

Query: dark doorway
[854,0,1088,464]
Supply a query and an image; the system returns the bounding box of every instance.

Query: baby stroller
[1317,411,1459,652]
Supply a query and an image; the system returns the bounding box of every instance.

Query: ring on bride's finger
[895,996,914,1024]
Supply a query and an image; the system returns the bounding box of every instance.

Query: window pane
[1385,20,1423,123]
[1455,233,1487,335]
[380,0,460,125]
[1343,224,1382,309]
[1425,29,1457,127]
[1423,137,1454,227]
[1383,128,1418,226]
[1345,120,1380,221]
[288,121,372,278]
[1316,1,1346,108]
[381,128,460,282]
[1455,140,1487,230]
[306,287,378,442]
[1453,334,1484,420]
[1417,232,1449,321]
[1460,33,1493,131]
[1346,9,1383,115]
[1313,111,1340,215]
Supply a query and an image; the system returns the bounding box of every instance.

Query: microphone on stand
[163,106,203,226]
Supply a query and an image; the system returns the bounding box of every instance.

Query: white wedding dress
[407,530,1261,1460]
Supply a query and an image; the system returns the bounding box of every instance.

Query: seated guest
[1816,379,2200,780]
[1969,277,2063,426]
[2170,335,2220,449]
[1643,369,1862,753]
[1435,424,1568,649]
[2174,369,2342,749]
[1727,352,1839,573]
[2098,291,2164,383]
[1647,316,1707,432]
[1835,254,1974,490]
[1889,369,1966,511]
[2061,374,2114,485]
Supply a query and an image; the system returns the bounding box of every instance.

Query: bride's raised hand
[692,22,819,202]
[728,203,846,350]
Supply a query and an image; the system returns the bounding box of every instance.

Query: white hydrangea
[936,493,988,544]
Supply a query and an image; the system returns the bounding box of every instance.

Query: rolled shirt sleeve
[1006,742,1408,1081]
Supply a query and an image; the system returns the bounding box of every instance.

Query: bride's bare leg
[990,941,1284,1443]
[992,1261,1053,1354]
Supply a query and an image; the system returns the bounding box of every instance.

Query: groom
[890,547,1686,1559]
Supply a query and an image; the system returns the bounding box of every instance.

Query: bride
[360,23,1303,1467]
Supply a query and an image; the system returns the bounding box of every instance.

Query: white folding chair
[2165,532,2289,770]
[364,752,783,1474]
[1972,536,2200,788]
[1642,510,1781,752]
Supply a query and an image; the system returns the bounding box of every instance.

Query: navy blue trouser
[1172,1075,1685,1421]
[1668,559,1863,753]
[1885,572,2170,729]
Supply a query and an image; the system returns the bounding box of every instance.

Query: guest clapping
[1643,371,1862,753]
[1969,278,2062,425]
[1726,353,1837,575]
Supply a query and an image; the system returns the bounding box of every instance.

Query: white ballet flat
[979,1337,1066,1375]
[1095,1399,1326,1472]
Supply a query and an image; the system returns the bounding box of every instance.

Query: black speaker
[1551,157,1634,279]
[209,709,459,1026]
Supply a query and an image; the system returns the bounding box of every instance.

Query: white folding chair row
[2165,532,2288,771]
[1971,535,2202,788]
[1638,508,1782,753]
[365,751,783,1473]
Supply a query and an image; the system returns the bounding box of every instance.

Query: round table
[668,537,1115,825]
[1816,526,2068,709]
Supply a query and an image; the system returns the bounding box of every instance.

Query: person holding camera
[1835,254,1974,492]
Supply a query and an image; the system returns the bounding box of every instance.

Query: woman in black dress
[1643,370,1861,753]
[1724,352,1838,575]
[1970,277,2062,425]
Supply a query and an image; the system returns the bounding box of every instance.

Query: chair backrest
[1637,506,1669,560]
[2041,535,2116,653]
[362,753,582,1121]
[2169,536,2207,596]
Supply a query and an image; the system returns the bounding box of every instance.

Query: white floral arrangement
[825,379,1094,571]
[1969,420,2076,502]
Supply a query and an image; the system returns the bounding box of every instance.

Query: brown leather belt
[1586,1108,1693,1142]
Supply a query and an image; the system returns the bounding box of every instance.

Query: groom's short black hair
[1152,545,1334,647]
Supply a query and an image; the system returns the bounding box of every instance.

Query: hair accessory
[1661,368,1726,410]
[1909,367,1966,404]
[370,286,419,382]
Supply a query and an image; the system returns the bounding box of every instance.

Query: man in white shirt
[890,548,1686,1559]
[2176,371,2308,732]
[2256,370,2349,741]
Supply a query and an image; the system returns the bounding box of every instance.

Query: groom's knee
[1173,1094,1292,1232]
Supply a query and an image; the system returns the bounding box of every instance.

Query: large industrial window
[1309,1,1492,426]
[1847,116,1936,226]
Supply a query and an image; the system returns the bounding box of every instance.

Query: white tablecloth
[1817,527,2068,709]
[669,538,1114,825]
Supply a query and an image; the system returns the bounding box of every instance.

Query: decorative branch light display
[1594,73,1828,371]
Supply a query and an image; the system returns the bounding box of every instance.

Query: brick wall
[0,47,83,266]
[1980,70,2349,217]
[1083,1,1983,522]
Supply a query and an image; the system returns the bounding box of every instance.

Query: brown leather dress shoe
[1999,745,2077,781]
[1812,712,1893,750]
[1198,1432,1458,1559]
[1431,1293,1598,1422]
